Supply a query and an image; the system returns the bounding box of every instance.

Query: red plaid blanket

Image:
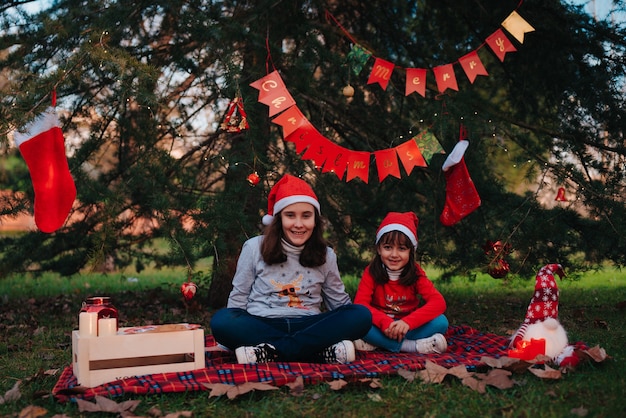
[53,325,511,402]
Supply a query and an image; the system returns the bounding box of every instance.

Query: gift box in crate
[72,324,205,387]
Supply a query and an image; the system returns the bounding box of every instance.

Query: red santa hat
[262,174,320,226]
[375,211,419,248]
[523,263,565,325]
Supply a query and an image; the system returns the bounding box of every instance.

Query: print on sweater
[271,275,304,307]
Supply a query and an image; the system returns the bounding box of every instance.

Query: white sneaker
[415,333,447,354]
[235,343,277,364]
[321,340,356,364]
[353,339,377,351]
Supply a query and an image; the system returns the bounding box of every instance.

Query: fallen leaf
[529,365,562,380]
[17,405,47,418]
[397,367,416,382]
[570,406,589,417]
[327,379,348,390]
[447,364,472,379]
[163,412,193,418]
[481,356,520,369]
[581,345,608,362]
[481,369,515,390]
[461,376,485,393]
[147,406,162,416]
[417,361,449,384]
[0,380,21,404]
[201,382,278,400]
[367,393,383,402]
[286,376,305,396]
[76,396,141,413]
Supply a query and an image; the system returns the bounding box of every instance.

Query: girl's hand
[385,320,410,341]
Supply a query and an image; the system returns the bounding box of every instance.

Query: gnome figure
[509,264,578,366]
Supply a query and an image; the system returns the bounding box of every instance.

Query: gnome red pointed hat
[523,263,565,325]
[376,211,419,248]
[262,174,320,225]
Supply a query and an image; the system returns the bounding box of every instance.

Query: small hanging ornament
[483,240,512,279]
[247,171,260,186]
[342,84,355,97]
[181,280,198,301]
[220,94,249,133]
[555,187,567,202]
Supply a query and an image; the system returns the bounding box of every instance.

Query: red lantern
[181,282,198,301]
[247,172,260,186]
[555,187,567,202]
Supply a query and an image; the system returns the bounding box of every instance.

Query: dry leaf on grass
[17,405,47,418]
[397,367,417,382]
[481,356,520,369]
[570,406,589,417]
[461,369,515,393]
[417,361,450,384]
[359,378,384,389]
[286,376,305,396]
[580,345,608,362]
[76,396,141,413]
[529,365,562,380]
[327,379,348,390]
[367,393,383,402]
[162,412,193,418]
[0,380,21,404]
[201,382,278,400]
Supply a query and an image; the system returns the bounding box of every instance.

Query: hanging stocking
[219,95,249,133]
[13,107,77,233]
[440,125,481,226]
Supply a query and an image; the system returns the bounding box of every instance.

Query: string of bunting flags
[249,7,535,183]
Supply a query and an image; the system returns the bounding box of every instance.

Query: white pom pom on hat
[262,174,320,225]
[375,211,419,247]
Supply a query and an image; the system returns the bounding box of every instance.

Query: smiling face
[377,231,412,272]
[280,202,316,246]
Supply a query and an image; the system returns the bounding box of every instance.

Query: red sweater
[354,264,447,331]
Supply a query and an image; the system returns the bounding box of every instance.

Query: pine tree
[0,0,624,307]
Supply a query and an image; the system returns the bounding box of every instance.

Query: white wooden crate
[72,325,205,387]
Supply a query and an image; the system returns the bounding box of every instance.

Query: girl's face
[377,240,411,272]
[280,202,316,246]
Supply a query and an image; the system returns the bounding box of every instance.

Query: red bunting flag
[300,134,329,168]
[433,64,459,93]
[395,139,427,175]
[272,105,307,137]
[486,29,517,62]
[367,57,395,90]
[405,68,427,97]
[346,151,370,183]
[250,70,296,117]
[284,125,317,154]
[458,51,488,84]
[321,143,350,180]
[374,148,401,181]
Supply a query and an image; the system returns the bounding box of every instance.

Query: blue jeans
[210,304,372,362]
[363,314,449,352]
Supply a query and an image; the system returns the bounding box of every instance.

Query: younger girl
[354,212,449,353]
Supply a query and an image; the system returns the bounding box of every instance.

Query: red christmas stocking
[14,107,77,233]
[440,134,481,226]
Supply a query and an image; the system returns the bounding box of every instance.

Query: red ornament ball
[247,172,260,186]
[181,281,198,301]
[488,259,510,279]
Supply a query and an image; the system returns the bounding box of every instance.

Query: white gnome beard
[521,318,569,359]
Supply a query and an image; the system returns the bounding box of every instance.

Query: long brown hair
[368,230,418,286]
[260,210,329,267]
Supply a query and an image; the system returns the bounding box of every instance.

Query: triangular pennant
[347,44,372,76]
[283,125,317,154]
[432,64,459,93]
[405,68,427,97]
[395,139,427,174]
[501,11,535,44]
[272,105,308,137]
[367,57,395,90]
[414,130,445,164]
[374,148,401,181]
[250,71,296,117]
[300,134,329,168]
[458,50,489,84]
[220,96,249,133]
[486,29,517,62]
[346,151,370,183]
[321,143,350,180]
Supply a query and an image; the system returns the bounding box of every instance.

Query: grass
[0,267,625,417]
